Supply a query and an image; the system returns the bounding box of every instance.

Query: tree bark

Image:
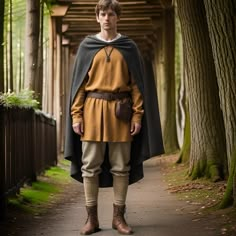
[5,36,8,91]
[8,0,13,91]
[153,28,164,120]
[161,8,179,153]
[176,0,227,181]
[177,104,190,164]
[35,1,44,106]
[175,15,185,148]
[55,32,62,155]
[177,33,190,164]
[25,0,40,90]
[18,32,23,91]
[204,0,236,207]
[0,0,4,92]
[47,16,56,114]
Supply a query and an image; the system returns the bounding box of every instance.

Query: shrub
[0,90,40,109]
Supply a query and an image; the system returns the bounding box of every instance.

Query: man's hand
[130,122,141,136]
[72,122,84,136]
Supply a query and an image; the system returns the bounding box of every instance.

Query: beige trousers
[81,141,131,177]
[81,141,131,206]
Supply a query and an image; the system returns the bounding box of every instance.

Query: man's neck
[99,30,118,41]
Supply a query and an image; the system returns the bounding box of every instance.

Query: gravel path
[1,158,223,236]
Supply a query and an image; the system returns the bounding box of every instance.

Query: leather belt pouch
[115,99,132,122]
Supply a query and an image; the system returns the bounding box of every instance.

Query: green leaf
[0,90,40,109]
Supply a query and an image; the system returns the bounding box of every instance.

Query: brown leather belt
[87,91,130,101]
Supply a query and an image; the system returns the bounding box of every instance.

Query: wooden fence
[0,106,57,219]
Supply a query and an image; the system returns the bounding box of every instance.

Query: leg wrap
[113,175,129,206]
[83,176,99,207]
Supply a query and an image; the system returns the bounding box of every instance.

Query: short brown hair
[95,0,121,16]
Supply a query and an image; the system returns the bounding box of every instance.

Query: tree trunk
[161,8,179,153]
[176,0,227,181]
[42,38,49,111]
[175,14,185,148]
[204,0,236,207]
[47,17,56,114]
[177,104,190,164]
[35,1,44,106]
[153,28,164,121]
[5,39,8,91]
[8,0,13,91]
[18,32,22,91]
[177,56,190,164]
[25,0,40,90]
[0,0,4,92]
[177,35,190,164]
[55,32,62,155]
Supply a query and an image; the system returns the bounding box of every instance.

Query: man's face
[96,8,119,31]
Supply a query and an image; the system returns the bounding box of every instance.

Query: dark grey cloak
[64,35,164,187]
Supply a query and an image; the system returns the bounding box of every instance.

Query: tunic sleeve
[130,78,144,124]
[71,80,87,124]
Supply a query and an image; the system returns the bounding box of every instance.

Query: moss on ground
[8,159,72,214]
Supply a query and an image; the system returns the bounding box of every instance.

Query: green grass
[45,166,70,181]
[8,181,59,213]
[8,161,71,214]
[59,158,70,167]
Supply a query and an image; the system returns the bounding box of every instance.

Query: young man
[64,0,164,235]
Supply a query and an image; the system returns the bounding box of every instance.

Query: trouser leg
[109,142,131,177]
[109,142,131,205]
[81,141,106,178]
[81,141,105,206]
[80,142,105,235]
[109,142,133,234]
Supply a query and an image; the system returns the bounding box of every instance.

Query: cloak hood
[64,35,164,187]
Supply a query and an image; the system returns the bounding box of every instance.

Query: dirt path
[0,157,231,236]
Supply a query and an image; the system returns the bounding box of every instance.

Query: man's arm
[130,78,144,136]
[71,81,87,135]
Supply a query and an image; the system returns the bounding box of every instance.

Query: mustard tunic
[71,46,144,142]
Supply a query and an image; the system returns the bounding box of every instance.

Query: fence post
[0,106,7,220]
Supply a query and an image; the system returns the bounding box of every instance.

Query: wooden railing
[0,106,57,219]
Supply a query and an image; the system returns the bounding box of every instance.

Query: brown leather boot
[80,205,100,235]
[112,204,133,235]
